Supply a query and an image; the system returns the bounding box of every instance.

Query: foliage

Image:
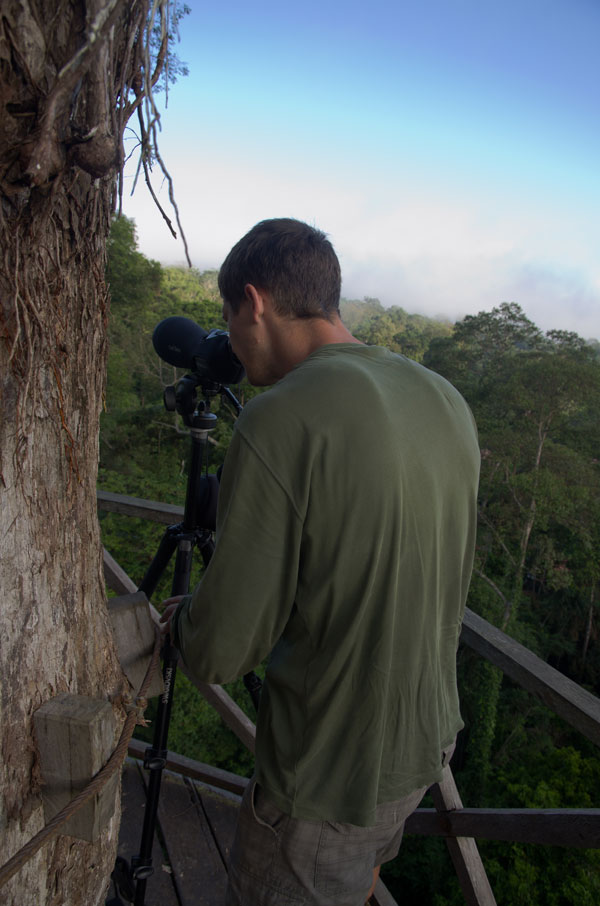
[102,217,241,482]
[149,2,191,92]
[101,216,259,765]
[341,296,452,362]
[425,302,600,663]
[101,226,600,906]
[417,303,600,905]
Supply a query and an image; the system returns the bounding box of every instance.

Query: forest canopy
[100,216,600,906]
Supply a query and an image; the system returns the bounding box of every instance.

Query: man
[161,218,480,905]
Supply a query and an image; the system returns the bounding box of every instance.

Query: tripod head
[164,371,242,430]
[164,373,219,431]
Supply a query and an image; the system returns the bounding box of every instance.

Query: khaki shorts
[226,743,455,906]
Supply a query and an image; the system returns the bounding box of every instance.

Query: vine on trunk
[0,0,189,470]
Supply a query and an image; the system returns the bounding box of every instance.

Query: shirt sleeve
[171,427,302,684]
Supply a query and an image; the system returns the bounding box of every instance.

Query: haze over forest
[122,1,600,342]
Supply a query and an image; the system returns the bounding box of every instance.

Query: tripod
[114,374,260,906]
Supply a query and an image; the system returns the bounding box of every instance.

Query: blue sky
[123,0,600,339]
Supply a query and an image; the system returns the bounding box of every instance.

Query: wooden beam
[430,766,497,906]
[372,877,400,906]
[103,548,137,595]
[461,608,600,748]
[98,490,184,524]
[126,739,600,850]
[194,682,256,754]
[406,807,600,848]
[128,739,248,797]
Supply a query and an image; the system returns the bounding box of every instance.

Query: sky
[122,0,600,340]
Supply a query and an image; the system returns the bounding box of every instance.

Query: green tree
[426,303,600,638]
[340,297,451,362]
[421,303,600,900]
[101,249,600,905]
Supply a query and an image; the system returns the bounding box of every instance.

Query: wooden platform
[113,759,241,905]
[112,757,399,906]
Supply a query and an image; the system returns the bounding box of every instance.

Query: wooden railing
[99,490,600,906]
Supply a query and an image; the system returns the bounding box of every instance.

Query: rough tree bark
[0,2,172,903]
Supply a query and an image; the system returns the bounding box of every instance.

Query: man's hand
[160,595,185,636]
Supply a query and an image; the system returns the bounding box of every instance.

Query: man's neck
[268,313,364,379]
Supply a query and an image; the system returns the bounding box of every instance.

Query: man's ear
[244,283,265,322]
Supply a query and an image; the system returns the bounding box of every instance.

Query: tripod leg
[125,404,219,903]
[132,536,196,904]
[138,530,180,600]
[131,636,178,903]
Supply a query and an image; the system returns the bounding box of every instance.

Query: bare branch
[148,120,192,266]
[142,156,177,239]
[477,508,517,568]
[472,568,513,623]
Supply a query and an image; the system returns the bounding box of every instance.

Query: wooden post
[430,766,497,906]
[107,591,164,698]
[33,693,118,842]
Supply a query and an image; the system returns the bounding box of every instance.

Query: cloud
[341,253,600,340]
[502,261,600,340]
[122,151,600,340]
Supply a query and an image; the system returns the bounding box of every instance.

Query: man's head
[219,218,359,386]
[218,218,341,320]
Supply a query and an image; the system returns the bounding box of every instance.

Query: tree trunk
[502,421,549,631]
[0,2,163,902]
[580,586,595,679]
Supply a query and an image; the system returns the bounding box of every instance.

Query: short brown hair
[218,218,341,320]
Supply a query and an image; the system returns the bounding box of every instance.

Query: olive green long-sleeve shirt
[172,344,480,825]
